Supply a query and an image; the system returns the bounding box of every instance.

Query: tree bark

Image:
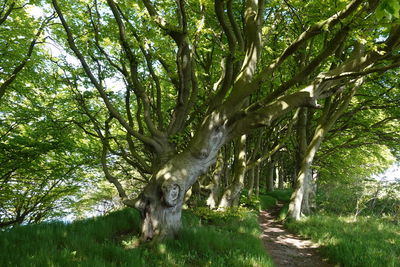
[218,135,247,209]
[287,138,320,220]
[300,172,312,215]
[206,152,224,209]
[255,165,260,197]
[288,80,361,220]
[248,168,255,197]
[278,164,284,189]
[266,158,274,192]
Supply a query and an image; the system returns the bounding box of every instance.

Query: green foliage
[263,189,293,203]
[239,190,290,211]
[257,190,291,220]
[237,189,292,212]
[376,0,400,20]
[318,144,394,184]
[317,182,360,214]
[0,2,40,75]
[0,208,273,266]
[191,206,249,223]
[71,180,125,219]
[317,179,400,219]
[286,215,400,267]
[0,75,102,225]
[239,191,262,210]
[1,0,399,257]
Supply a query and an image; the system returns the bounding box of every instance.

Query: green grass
[259,195,277,210]
[286,215,400,267]
[0,208,273,267]
[277,203,289,221]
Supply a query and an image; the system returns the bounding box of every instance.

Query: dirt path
[259,207,334,267]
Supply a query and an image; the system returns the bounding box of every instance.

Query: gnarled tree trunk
[134,118,228,240]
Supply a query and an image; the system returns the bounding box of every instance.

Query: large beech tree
[50,0,400,240]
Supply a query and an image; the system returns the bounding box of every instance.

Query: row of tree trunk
[189,86,358,219]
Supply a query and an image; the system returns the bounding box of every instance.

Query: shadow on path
[259,206,334,267]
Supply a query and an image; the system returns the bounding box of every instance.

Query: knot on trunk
[161,182,181,207]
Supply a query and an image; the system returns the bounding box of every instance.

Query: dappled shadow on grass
[0,208,273,267]
[286,215,400,267]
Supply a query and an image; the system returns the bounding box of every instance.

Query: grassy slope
[286,215,400,267]
[0,208,273,267]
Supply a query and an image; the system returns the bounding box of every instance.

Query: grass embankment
[0,208,273,266]
[286,215,400,267]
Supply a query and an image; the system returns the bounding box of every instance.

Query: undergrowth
[286,215,400,267]
[263,189,292,203]
[240,189,292,211]
[260,189,291,220]
[0,207,273,266]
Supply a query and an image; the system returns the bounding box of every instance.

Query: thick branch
[141,0,183,42]
[221,0,264,110]
[247,109,299,169]
[224,0,363,106]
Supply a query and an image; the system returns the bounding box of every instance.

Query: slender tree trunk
[278,164,284,189]
[255,165,260,197]
[222,146,231,188]
[291,168,297,188]
[206,152,224,209]
[248,168,255,197]
[309,171,318,210]
[266,158,274,192]
[218,135,247,209]
[274,164,280,189]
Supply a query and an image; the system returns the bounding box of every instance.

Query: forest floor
[259,205,334,267]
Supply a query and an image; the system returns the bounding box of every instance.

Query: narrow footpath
[259,207,334,267]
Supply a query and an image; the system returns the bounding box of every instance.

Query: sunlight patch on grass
[120,236,140,249]
[158,243,167,254]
